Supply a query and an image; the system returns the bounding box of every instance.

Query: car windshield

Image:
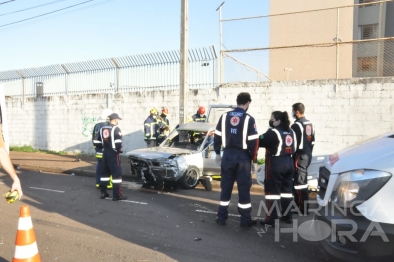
[161,129,214,151]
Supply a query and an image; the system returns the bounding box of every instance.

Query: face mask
[292,112,297,119]
[245,106,249,112]
[269,120,274,128]
[153,115,157,119]
[200,114,204,117]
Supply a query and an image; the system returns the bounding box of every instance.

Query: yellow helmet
[150,108,158,115]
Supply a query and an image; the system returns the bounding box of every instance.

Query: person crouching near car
[259,111,296,226]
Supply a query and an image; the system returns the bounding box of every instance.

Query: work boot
[215,219,226,225]
[280,216,293,224]
[260,218,276,227]
[240,220,257,227]
[100,193,110,199]
[112,196,128,201]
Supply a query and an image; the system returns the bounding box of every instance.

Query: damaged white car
[126,122,219,191]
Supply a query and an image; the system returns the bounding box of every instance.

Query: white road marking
[29,187,65,193]
[195,209,261,220]
[195,209,240,217]
[104,198,147,205]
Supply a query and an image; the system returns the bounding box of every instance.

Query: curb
[12,163,264,194]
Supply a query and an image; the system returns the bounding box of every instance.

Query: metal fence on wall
[0,46,217,97]
[219,0,394,82]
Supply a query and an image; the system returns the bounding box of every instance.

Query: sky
[0,0,269,72]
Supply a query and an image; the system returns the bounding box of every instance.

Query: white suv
[314,131,394,261]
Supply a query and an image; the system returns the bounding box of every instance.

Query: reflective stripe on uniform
[95,153,103,159]
[265,195,281,200]
[294,184,309,189]
[242,115,250,149]
[271,129,283,156]
[238,203,252,209]
[93,140,101,144]
[290,127,297,153]
[220,200,230,206]
[114,139,122,143]
[248,134,259,140]
[215,130,222,136]
[111,127,116,149]
[295,122,304,150]
[221,113,227,148]
[112,179,122,183]
[280,193,293,198]
[100,178,110,181]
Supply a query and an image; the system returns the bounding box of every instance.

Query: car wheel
[180,166,200,189]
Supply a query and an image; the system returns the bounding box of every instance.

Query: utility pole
[179,0,189,125]
[216,2,225,85]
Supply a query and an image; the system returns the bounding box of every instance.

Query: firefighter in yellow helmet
[144,108,160,148]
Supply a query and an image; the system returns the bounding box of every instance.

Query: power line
[0,0,115,32]
[0,0,96,28]
[0,0,15,5]
[0,0,66,17]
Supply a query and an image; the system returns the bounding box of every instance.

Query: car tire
[180,166,200,189]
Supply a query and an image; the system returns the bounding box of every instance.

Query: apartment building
[269,0,394,80]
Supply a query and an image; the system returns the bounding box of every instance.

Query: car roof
[176,122,216,132]
[208,104,237,108]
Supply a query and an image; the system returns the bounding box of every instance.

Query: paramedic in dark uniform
[92,108,113,189]
[291,103,315,214]
[259,111,296,226]
[99,113,127,201]
[214,92,259,227]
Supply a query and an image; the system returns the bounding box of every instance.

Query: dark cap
[109,113,122,120]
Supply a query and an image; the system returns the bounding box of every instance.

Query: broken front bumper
[129,156,189,184]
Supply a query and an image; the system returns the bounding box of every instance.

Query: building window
[357,57,377,72]
[359,0,378,7]
[358,24,378,40]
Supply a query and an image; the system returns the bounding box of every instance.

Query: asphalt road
[0,169,336,262]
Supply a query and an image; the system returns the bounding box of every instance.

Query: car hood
[125,147,192,160]
[326,131,394,174]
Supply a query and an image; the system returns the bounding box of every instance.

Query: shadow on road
[1,170,338,262]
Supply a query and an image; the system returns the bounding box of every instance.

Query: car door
[202,143,222,178]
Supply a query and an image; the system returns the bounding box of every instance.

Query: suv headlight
[330,169,391,208]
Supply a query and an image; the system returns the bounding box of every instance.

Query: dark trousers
[96,158,113,189]
[293,152,312,212]
[217,150,252,224]
[96,158,102,186]
[264,156,294,222]
[100,149,123,198]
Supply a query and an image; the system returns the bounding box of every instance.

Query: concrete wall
[6,78,394,158]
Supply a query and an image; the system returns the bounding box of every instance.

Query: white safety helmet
[97,108,113,123]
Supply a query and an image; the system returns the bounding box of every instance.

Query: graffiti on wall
[82,112,97,137]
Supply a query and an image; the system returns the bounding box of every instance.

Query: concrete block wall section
[5,78,394,156]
